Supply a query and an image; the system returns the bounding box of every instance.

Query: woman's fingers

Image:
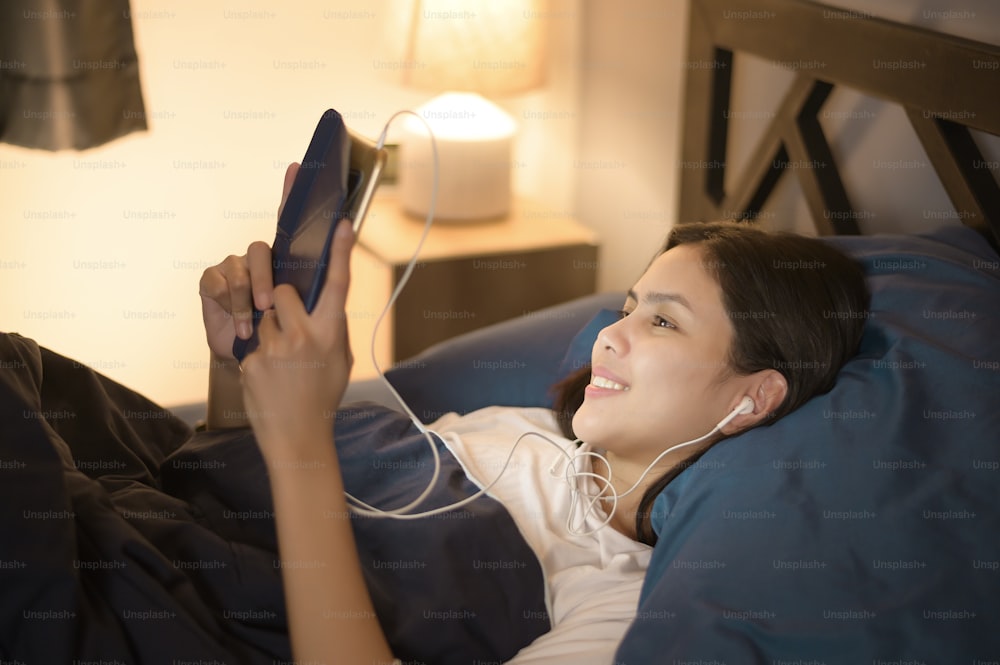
[313,219,355,330]
[277,162,300,219]
[246,162,298,315]
[227,217,353,349]
[252,306,282,349]
[216,254,254,339]
[252,220,354,367]
[270,284,308,337]
[246,241,275,311]
[200,241,274,343]
[198,264,231,313]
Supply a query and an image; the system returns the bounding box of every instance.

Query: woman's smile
[586,367,630,396]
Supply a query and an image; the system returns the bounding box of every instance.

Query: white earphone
[340,139,762,534]
[551,395,757,535]
[722,395,756,425]
[351,310,761,536]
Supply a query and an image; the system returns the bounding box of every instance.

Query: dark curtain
[0,0,147,151]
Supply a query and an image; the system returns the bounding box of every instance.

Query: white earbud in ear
[714,396,756,430]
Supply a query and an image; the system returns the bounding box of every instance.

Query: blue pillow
[615,226,1000,662]
[384,292,621,421]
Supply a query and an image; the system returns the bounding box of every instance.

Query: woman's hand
[239,218,356,461]
[199,163,299,360]
[199,241,274,359]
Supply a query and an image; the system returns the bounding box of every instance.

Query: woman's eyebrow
[627,288,694,312]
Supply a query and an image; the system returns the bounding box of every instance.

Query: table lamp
[383,0,548,221]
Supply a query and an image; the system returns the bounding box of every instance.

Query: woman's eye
[618,309,675,329]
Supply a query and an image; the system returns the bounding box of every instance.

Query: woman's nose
[596,317,629,355]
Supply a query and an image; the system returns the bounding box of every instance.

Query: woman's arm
[197,163,392,660]
[239,218,395,663]
[206,356,247,429]
[265,427,395,664]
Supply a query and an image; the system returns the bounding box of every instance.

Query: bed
[2,0,998,663]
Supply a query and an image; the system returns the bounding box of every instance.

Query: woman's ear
[719,369,788,435]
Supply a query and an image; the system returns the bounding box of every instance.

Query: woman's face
[572,244,749,463]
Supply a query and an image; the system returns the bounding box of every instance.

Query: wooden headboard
[678,0,1000,252]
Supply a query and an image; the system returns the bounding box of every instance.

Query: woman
[198,164,869,663]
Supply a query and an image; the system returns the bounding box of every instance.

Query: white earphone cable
[340,110,753,533]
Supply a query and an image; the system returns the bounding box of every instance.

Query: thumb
[313,219,355,322]
[277,162,300,219]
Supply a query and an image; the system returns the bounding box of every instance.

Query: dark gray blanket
[0,332,549,664]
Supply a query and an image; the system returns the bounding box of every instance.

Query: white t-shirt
[430,406,652,665]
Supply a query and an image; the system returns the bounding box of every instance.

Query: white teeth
[591,375,629,391]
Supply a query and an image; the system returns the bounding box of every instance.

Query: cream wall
[0,0,581,407]
[574,0,691,292]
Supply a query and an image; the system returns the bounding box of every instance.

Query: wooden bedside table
[346,196,600,379]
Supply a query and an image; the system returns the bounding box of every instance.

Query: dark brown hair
[552,221,870,545]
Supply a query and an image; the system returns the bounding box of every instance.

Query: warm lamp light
[383,0,548,221]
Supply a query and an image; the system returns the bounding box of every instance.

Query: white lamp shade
[382,0,547,97]
[383,0,548,220]
[400,92,517,220]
